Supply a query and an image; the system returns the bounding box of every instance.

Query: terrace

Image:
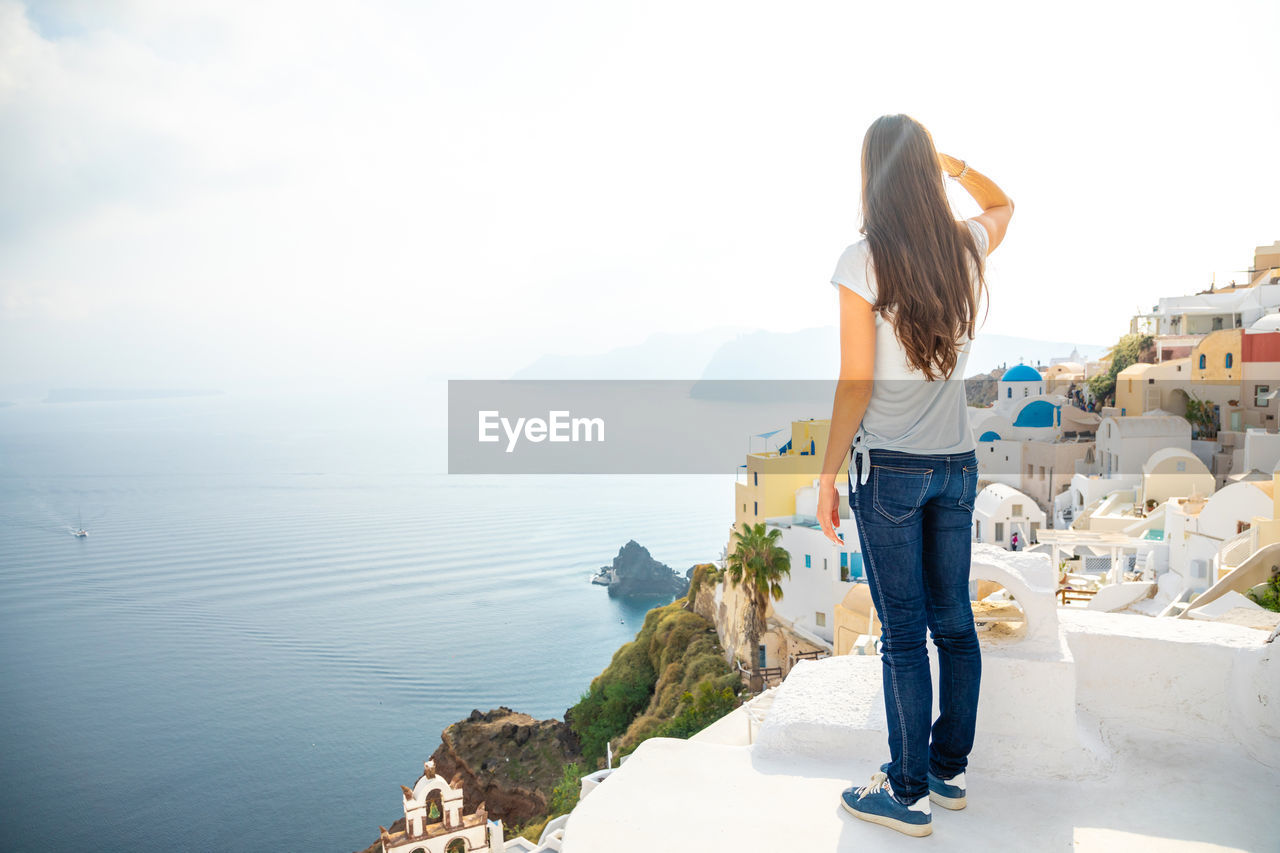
[556,547,1280,851]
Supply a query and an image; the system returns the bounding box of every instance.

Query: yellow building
[1253,240,1280,281]
[1191,328,1243,384]
[1114,358,1192,416]
[1043,362,1086,396]
[734,419,848,536]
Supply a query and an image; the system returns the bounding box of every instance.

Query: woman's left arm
[818,286,875,546]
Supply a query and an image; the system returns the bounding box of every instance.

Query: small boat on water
[73,528,88,537]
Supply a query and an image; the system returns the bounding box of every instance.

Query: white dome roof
[1250,312,1280,332]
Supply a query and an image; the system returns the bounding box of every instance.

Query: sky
[1,0,1277,395]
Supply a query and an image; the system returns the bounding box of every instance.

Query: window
[753,501,758,516]
[1256,385,1270,407]
[823,558,828,571]
[1007,387,1012,398]
[1024,387,1029,397]
[995,522,1004,542]
[1199,354,1206,369]
[758,644,767,668]
[1012,503,1023,517]
[1225,352,1233,368]
[1176,460,1185,472]
[753,471,758,486]
[805,554,811,568]
[815,611,827,627]
[975,520,982,540]
[841,552,848,568]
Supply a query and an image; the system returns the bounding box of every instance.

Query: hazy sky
[1,0,1277,393]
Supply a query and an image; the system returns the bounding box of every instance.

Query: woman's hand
[817,475,843,547]
[938,152,963,178]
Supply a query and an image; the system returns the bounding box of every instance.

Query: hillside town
[366,239,1280,852]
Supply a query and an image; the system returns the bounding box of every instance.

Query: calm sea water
[0,391,733,852]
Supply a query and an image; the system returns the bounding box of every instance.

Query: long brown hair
[859,114,988,381]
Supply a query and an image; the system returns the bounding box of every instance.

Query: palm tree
[725,522,792,692]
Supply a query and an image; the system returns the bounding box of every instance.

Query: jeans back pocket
[872,464,932,524]
[958,463,978,511]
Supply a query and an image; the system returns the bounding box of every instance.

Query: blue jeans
[849,447,982,804]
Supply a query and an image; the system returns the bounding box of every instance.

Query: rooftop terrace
[556,548,1280,851]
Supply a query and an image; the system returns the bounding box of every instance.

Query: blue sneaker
[879,761,967,811]
[840,771,932,837]
[927,770,966,810]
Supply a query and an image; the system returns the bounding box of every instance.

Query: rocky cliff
[430,707,580,826]
[603,540,690,598]
[356,707,580,853]
[357,577,739,851]
[964,368,1001,408]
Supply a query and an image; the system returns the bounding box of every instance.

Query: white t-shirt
[830,218,990,490]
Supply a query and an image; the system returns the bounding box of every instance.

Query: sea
[0,389,733,852]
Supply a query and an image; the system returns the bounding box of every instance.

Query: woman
[815,114,1014,838]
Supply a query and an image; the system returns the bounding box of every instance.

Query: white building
[973,483,1046,548]
[377,760,505,853]
[972,364,1076,489]
[1140,447,1215,508]
[1231,427,1280,480]
[1066,471,1142,528]
[995,363,1046,411]
[1130,283,1280,335]
[1096,415,1191,479]
[1164,480,1274,593]
[762,479,864,645]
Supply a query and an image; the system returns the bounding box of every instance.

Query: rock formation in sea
[601,540,690,598]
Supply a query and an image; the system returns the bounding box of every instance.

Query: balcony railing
[1215,527,1258,577]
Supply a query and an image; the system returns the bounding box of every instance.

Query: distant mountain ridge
[44,388,224,403]
[511,327,750,379]
[511,327,1107,381]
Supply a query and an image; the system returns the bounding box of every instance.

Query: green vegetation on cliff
[1087,332,1154,406]
[365,585,742,850]
[566,597,743,770]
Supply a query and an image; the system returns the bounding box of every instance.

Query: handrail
[1216,527,1257,573]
